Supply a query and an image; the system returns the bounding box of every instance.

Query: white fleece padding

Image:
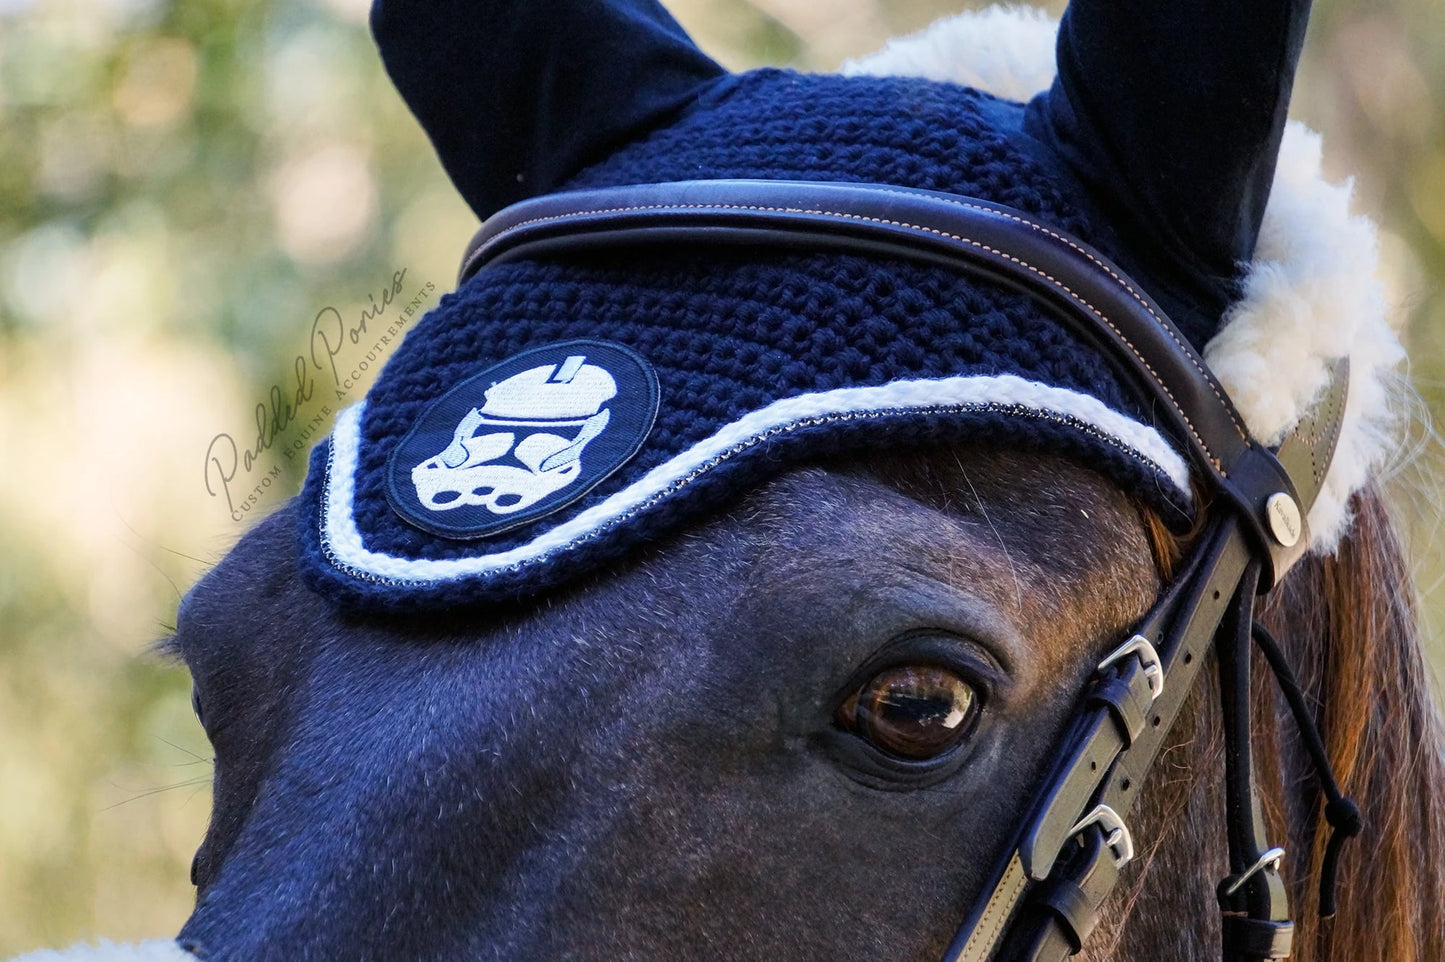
[845,7,1405,553]
[324,374,1191,584]
[1204,126,1403,549]
[840,6,1059,103]
[6,942,193,962]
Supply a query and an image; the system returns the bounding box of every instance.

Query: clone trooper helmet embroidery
[382,339,660,542]
[412,355,616,516]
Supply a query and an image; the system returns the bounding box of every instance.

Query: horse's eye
[835,665,977,760]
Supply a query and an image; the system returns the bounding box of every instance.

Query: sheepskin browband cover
[846,7,1404,552]
[297,7,1402,610]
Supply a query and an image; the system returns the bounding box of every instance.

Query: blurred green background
[0,0,1442,952]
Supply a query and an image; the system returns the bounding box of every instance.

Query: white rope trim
[320,375,1191,586]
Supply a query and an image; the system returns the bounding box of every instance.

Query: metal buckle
[1221,847,1286,898]
[1097,634,1164,701]
[1069,803,1135,869]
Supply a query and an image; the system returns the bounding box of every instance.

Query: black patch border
[384,339,660,540]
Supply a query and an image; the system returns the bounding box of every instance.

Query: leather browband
[459,179,1324,586]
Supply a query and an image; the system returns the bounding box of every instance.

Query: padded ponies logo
[386,340,659,539]
[205,269,437,523]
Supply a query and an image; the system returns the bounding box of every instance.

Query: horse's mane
[1133,486,1445,960]
[1279,488,1445,961]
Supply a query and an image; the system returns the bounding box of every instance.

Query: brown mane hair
[1264,486,1445,961]
[1135,485,1445,960]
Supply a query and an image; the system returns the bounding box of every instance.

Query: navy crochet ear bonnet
[297,0,1329,611]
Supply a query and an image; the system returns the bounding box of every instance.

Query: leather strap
[1215,563,1294,961]
[947,517,1254,962]
[458,179,1313,586]
[1222,917,1295,960]
[946,369,1347,961]
[1022,830,1122,959]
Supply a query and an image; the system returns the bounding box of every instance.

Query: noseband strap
[460,180,1356,961]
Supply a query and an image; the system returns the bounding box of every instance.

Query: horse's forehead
[687,464,1153,690]
[737,456,1146,593]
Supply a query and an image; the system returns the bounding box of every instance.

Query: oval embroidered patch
[385,340,660,539]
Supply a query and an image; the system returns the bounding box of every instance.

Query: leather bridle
[458,179,1358,962]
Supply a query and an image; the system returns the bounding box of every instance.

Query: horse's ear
[1026,0,1312,326]
[371,0,727,220]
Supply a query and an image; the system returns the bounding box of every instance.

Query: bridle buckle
[1068,803,1135,869]
[1097,634,1164,700]
[1221,846,1286,898]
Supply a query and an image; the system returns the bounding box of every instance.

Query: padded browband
[459,180,1328,584]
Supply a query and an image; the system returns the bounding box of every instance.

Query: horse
[155,0,1445,960]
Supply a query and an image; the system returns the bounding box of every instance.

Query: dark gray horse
[164,1,1445,960]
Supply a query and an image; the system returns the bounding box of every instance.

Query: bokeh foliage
[0,0,1441,952]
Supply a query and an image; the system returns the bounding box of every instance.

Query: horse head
[164,1,1445,960]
